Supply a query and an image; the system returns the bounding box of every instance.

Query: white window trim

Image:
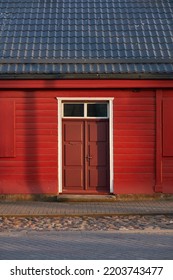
[57,97,114,194]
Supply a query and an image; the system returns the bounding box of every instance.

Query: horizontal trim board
[1,79,173,88]
[0,74,173,80]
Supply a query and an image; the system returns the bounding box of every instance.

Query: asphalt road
[0,230,173,260]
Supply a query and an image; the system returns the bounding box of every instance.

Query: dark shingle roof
[0,0,173,77]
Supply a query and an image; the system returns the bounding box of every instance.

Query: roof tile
[0,0,172,75]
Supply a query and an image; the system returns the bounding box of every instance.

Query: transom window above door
[63,102,108,118]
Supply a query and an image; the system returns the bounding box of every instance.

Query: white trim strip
[56,97,114,101]
[58,99,63,193]
[57,97,114,194]
[109,99,114,193]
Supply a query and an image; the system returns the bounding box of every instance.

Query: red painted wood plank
[115,98,155,105]
[0,167,57,175]
[0,181,57,194]
[114,183,154,194]
[114,148,154,154]
[1,79,173,89]
[17,97,57,103]
[163,167,173,173]
[0,100,15,157]
[162,158,173,167]
[115,111,155,117]
[114,91,155,98]
[16,123,57,129]
[116,160,154,167]
[115,123,155,129]
[114,136,155,142]
[114,105,155,111]
[0,161,57,167]
[16,110,57,117]
[114,117,155,123]
[16,142,57,148]
[115,174,154,179]
[16,148,57,155]
[9,155,57,161]
[115,142,155,148]
[16,116,57,123]
[162,90,173,97]
[116,154,154,160]
[114,130,155,136]
[16,129,57,135]
[163,173,173,179]
[115,165,154,173]
[16,103,57,110]
[162,183,173,194]
[0,174,57,180]
[16,135,57,142]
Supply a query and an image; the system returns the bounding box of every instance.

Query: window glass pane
[64,104,84,117]
[87,104,107,117]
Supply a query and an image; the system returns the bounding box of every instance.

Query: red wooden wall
[0,91,58,194]
[0,100,15,158]
[162,90,173,194]
[0,83,173,195]
[114,89,155,194]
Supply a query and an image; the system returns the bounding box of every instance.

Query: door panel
[64,169,83,188]
[87,120,109,191]
[88,122,107,141]
[63,121,84,190]
[89,167,108,187]
[64,123,83,141]
[89,142,107,166]
[62,119,109,193]
[64,143,83,166]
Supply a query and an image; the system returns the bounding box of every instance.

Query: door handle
[86,155,93,160]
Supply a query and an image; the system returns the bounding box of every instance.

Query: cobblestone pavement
[1,200,173,216]
[1,215,173,232]
[0,230,173,260]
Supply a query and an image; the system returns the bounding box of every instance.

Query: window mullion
[84,103,87,118]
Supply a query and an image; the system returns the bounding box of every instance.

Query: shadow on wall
[24,90,43,195]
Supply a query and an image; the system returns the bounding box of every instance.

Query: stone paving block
[0,231,173,260]
[0,200,173,217]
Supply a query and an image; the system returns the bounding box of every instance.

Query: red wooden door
[62,119,109,193]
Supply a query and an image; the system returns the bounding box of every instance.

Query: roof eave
[0,73,173,80]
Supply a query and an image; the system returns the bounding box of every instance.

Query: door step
[57,194,117,202]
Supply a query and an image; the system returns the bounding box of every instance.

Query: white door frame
[57,97,114,194]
